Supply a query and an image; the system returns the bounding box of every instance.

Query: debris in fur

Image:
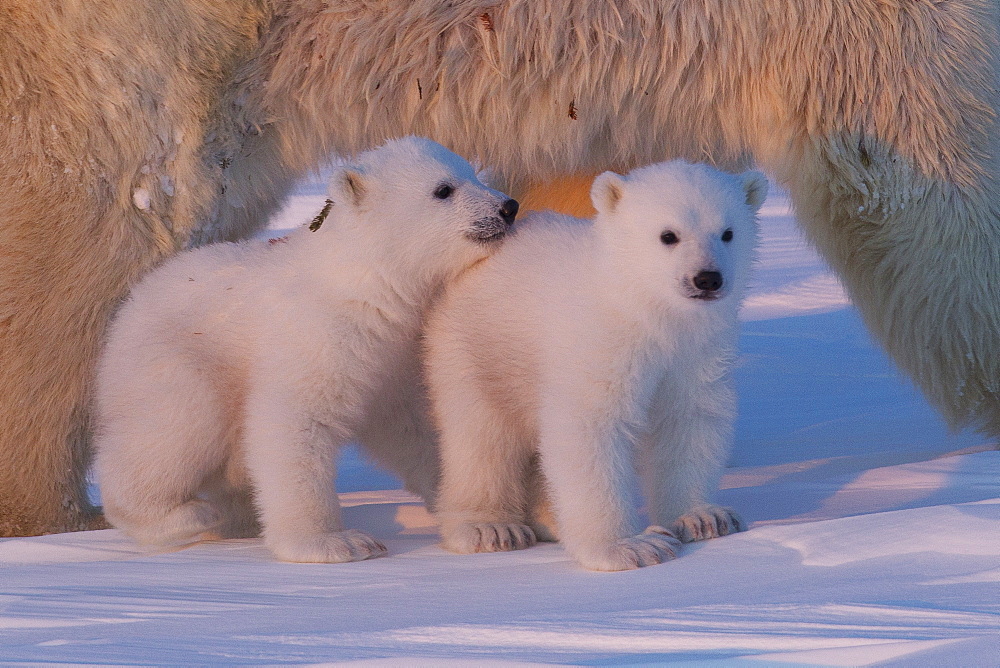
[309,198,334,231]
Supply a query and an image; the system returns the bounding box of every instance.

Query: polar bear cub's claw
[669,505,745,543]
[442,522,537,554]
[579,526,682,572]
[268,529,388,563]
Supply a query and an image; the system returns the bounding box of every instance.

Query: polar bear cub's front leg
[241,389,387,563]
[535,396,682,571]
[640,368,746,544]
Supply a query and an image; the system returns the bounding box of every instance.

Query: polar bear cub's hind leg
[95,335,238,547]
[432,377,539,554]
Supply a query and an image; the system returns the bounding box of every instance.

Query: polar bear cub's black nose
[499,199,519,226]
[693,270,723,292]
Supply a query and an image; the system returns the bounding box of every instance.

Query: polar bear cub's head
[591,160,766,309]
[327,136,518,278]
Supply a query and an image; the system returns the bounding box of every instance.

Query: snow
[2,184,998,666]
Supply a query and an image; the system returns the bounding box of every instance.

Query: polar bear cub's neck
[279,210,444,331]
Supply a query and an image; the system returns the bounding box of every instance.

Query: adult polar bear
[2,0,999,536]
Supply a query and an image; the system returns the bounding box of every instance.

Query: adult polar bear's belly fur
[93,137,517,563]
[425,161,767,571]
[3,0,1000,535]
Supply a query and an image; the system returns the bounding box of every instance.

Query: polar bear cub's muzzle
[467,196,519,243]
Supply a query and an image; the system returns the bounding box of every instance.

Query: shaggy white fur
[425,161,766,571]
[93,137,516,562]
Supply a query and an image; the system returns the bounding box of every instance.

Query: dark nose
[693,270,723,292]
[499,198,519,226]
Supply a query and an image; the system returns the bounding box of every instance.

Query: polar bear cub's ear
[330,166,368,208]
[740,170,769,213]
[591,171,626,215]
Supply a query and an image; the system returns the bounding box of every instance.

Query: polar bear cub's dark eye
[433,183,454,200]
[721,229,734,242]
[660,230,680,245]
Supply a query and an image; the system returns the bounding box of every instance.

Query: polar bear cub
[94,136,518,563]
[425,160,766,571]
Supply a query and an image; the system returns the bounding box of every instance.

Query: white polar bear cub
[94,136,518,563]
[425,160,766,571]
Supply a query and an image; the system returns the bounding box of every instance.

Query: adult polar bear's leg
[0,0,271,537]
[0,180,171,536]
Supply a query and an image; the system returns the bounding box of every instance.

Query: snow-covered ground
[2,183,998,666]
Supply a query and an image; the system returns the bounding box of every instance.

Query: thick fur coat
[93,137,515,562]
[3,0,999,535]
[425,162,765,571]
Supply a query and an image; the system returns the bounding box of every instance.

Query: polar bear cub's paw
[442,522,537,554]
[578,526,682,571]
[669,505,745,543]
[268,529,388,563]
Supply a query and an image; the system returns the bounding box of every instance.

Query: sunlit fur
[425,162,766,571]
[94,138,512,562]
[3,0,1000,535]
